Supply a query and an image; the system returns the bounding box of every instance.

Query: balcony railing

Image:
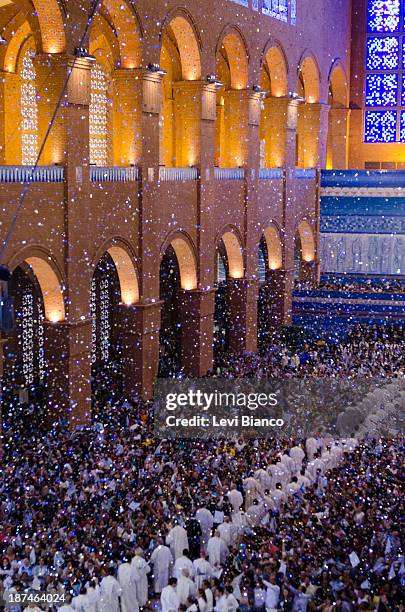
[90,166,140,182]
[0,165,65,183]
[295,168,317,179]
[214,167,245,180]
[158,167,199,181]
[259,168,284,180]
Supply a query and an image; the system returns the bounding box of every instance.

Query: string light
[20,49,38,166]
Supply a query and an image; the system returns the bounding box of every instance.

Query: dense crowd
[294,279,405,294]
[0,406,403,611]
[214,325,404,380]
[0,325,404,611]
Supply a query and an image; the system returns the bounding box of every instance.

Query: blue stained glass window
[367,0,400,32]
[366,36,399,69]
[229,0,248,6]
[365,73,398,106]
[291,0,297,25]
[399,110,405,141]
[262,0,288,22]
[364,110,397,142]
[402,74,405,105]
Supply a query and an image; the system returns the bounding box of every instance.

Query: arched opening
[2,265,46,432]
[326,64,349,169]
[159,15,201,167]
[0,0,66,165]
[214,241,231,363]
[2,254,65,433]
[91,253,122,411]
[159,245,182,377]
[295,221,316,286]
[89,4,143,167]
[297,54,321,168]
[213,230,244,363]
[257,225,283,346]
[259,44,288,168]
[215,30,249,168]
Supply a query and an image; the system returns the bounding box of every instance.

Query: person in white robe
[227,488,243,514]
[242,477,262,510]
[166,523,189,560]
[150,539,173,593]
[85,581,100,612]
[161,578,179,612]
[176,569,196,605]
[174,550,194,579]
[306,437,319,460]
[193,553,213,589]
[131,548,150,608]
[253,469,272,492]
[206,531,228,567]
[118,560,139,612]
[99,568,122,612]
[217,516,237,548]
[289,445,305,474]
[72,586,91,611]
[224,586,239,612]
[195,507,214,549]
[280,453,295,476]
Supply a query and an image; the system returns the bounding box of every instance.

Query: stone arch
[216,26,249,90]
[92,240,139,305]
[1,0,66,54]
[261,40,288,97]
[7,247,66,322]
[161,232,198,291]
[298,51,321,103]
[297,220,316,263]
[160,10,202,80]
[90,14,121,72]
[217,228,244,279]
[328,60,348,107]
[263,223,283,270]
[99,0,142,68]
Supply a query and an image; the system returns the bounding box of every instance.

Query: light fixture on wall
[206,74,223,89]
[74,47,96,62]
[146,63,167,76]
[288,91,305,103]
[252,84,267,97]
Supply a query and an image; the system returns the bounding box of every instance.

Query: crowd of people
[0,402,403,611]
[294,279,405,294]
[213,324,404,380]
[0,322,404,611]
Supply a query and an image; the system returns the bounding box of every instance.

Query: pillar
[118,303,161,401]
[34,53,67,165]
[298,102,330,168]
[227,279,259,354]
[3,71,21,164]
[222,89,250,167]
[327,107,350,169]
[260,96,290,168]
[112,68,142,166]
[173,81,209,167]
[179,289,215,376]
[44,320,92,427]
[265,268,295,326]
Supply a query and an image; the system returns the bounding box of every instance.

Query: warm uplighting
[47,311,62,324]
[269,261,281,271]
[182,280,197,291]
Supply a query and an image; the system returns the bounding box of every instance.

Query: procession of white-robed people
[0,323,403,612]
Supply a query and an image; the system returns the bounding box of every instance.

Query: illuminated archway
[215,28,249,167]
[326,61,349,169]
[294,220,316,284]
[159,13,201,167]
[297,52,321,168]
[107,245,139,305]
[260,43,288,167]
[257,223,283,346]
[297,220,316,263]
[263,224,283,271]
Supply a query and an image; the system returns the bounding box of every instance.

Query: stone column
[260,96,291,168]
[265,268,295,326]
[34,53,67,165]
[112,68,142,166]
[44,319,93,427]
[222,89,250,167]
[173,81,210,167]
[298,102,330,168]
[227,278,259,355]
[118,302,161,401]
[327,107,350,169]
[179,289,216,376]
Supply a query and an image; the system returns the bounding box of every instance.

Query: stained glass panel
[367,0,400,33]
[262,0,288,22]
[364,110,397,142]
[365,73,398,106]
[366,36,399,70]
[399,109,405,141]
